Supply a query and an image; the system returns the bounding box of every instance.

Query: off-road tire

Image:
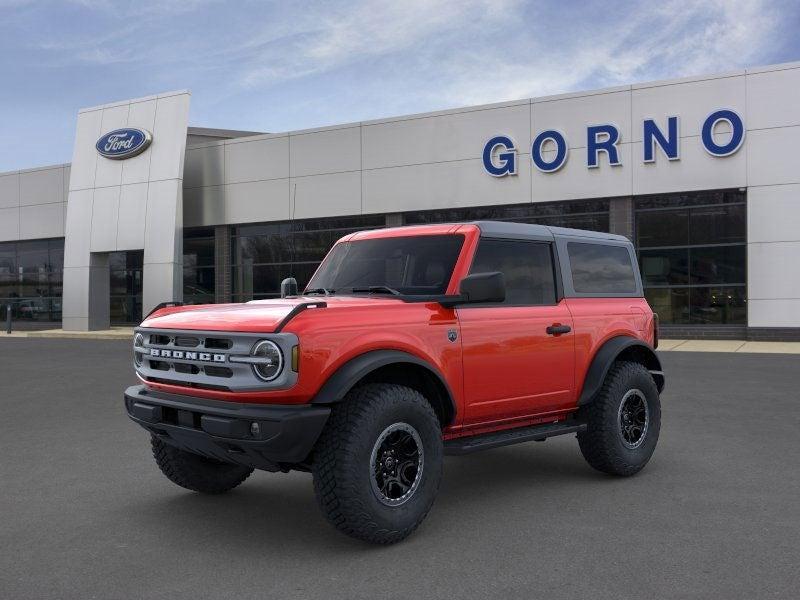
[577,361,661,476]
[151,436,253,494]
[312,383,443,544]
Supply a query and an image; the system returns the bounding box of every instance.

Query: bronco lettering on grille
[149,349,226,362]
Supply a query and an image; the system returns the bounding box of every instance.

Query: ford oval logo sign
[96,128,152,160]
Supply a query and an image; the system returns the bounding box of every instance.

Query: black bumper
[124,385,330,471]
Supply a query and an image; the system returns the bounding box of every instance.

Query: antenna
[290,183,297,278]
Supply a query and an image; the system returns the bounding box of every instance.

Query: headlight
[133,332,145,367]
[251,340,283,381]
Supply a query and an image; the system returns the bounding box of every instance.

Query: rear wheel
[577,361,661,476]
[312,383,443,544]
[151,436,253,494]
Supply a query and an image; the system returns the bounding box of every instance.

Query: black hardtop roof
[469,221,630,243]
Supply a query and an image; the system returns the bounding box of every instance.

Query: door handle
[546,324,571,335]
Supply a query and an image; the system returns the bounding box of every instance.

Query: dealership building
[1,61,799,339]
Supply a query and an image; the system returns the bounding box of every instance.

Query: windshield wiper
[304,287,335,296]
[350,285,401,296]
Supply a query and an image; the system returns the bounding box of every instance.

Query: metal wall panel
[63,91,190,329]
[225,136,288,183]
[19,166,64,206]
[185,144,224,189]
[291,171,361,219]
[362,102,529,169]
[289,126,360,177]
[116,183,148,250]
[0,207,19,239]
[225,178,290,224]
[746,66,800,130]
[631,74,746,140]
[184,185,225,228]
[746,126,800,186]
[0,173,19,209]
[534,88,632,147]
[19,202,64,239]
[121,99,157,185]
[89,186,121,252]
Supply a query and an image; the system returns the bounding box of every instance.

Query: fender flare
[578,336,664,405]
[310,349,458,424]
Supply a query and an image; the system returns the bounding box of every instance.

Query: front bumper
[124,385,330,471]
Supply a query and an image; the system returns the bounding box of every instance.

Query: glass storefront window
[689,286,747,325]
[644,287,690,325]
[639,249,690,286]
[636,189,746,325]
[637,210,688,247]
[689,204,746,245]
[0,238,64,322]
[231,215,385,300]
[183,228,216,305]
[689,246,746,285]
[404,199,611,232]
[109,250,143,324]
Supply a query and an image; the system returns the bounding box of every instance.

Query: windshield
[306,234,465,296]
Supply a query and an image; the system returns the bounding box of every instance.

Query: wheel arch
[578,336,664,406]
[311,350,457,427]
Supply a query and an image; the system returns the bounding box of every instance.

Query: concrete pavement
[0,338,798,599]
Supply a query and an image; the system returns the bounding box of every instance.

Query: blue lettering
[702,109,745,157]
[587,124,621,168]
[482,135,517,176]
[531,130,568,173]
[643,116,679,162]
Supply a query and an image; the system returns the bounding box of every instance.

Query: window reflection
[0,238,64,323]
[636,189,746,325]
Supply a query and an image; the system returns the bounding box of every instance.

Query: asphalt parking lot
[1,338,798,600]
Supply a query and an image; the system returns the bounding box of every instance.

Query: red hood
[140,296,402,333]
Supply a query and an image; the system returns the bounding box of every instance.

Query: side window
[567,242,637,294]
[469,239,556,305]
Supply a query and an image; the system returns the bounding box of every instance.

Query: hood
[140,295,403,333]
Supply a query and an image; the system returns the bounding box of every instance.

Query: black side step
[444,420,587,455]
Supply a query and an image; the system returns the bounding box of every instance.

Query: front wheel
[151,436,253,494]
[312,383,443,544]
[577,361,661,476]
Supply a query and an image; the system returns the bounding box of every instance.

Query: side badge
[447,329,458,343]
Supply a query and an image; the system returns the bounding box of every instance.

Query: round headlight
[133,333,145,367]
[251,340,283,381]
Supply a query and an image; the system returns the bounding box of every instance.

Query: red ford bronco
[125,221,664,544]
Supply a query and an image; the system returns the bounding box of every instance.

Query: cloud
[220,0,787,112]
[0,0,795,170]
[430,0,784,106]
[235,0,522,88]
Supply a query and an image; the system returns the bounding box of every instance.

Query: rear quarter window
[567,242,637,294]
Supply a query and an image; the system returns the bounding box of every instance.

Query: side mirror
[281,277,298,298]
[440,272,505,307]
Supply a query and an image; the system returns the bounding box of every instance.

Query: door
[458,238,575,427]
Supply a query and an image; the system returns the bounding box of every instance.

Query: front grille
[205,337,233,350]
[134,327,298,393]
[204,366,233,378]
[174,363,200,375]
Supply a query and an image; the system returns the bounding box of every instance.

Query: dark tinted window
[568,243,637,294]
[469,239,556,305]
[307,235,464,295]
[404,199,610,233]
[639,249,689,286]
[231,215,385,301]
[637,210,688,247]
[635,190,746,325]
[689,204,745,245]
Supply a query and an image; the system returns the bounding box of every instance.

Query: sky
[0,0,798,171]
